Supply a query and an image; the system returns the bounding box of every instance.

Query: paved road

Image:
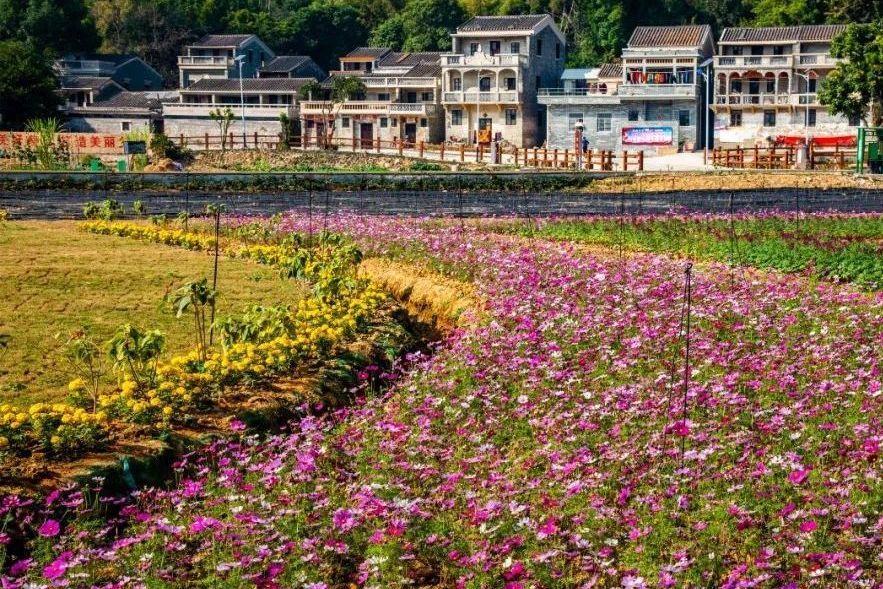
[1,188,881,220]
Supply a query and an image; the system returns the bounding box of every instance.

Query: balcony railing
[178,56,234,66]
[442,90,519,103]
[299,101,432,116]
[617,84,696,98]
[362,77,438,88]
[442,54,524,68]
[164,103,296,117]
[713,93,811,106]
[796,93,818,105]
[537,88,612,97]
[717,55,793,68]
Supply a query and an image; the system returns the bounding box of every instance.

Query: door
[360,123,373,148]
[477,117,493,144]
[404,123,417,146]
[405,92,417,104]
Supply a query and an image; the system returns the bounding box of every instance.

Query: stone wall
[66,115,154,135]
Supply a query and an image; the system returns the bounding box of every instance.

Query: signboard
[124,140,147,155]
[621,126,674,146]
[0,132,124,155]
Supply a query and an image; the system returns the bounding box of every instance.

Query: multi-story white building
[300,48,444,146]
[166,35,325,139]
[540,25,714,153]
[441,14,566,147]
[713,25,859,145]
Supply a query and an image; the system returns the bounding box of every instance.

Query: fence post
[180,134,185,147]
[460,143,465,162]
[752,145,759,169]
[204,133,209,150]
[563,149,569,168]
[419,141,425,159]
[587,148,593,170]
[375,137,380,153]
[838,150,845,170]
[638,150,644,172]
[542,147,548,167]
[622,150,628,171]
[399,139,404,156]
[477,144,483,163]
[440,143,445,160]
[552,148,558,168]
[514,147,520,167]
[808,141,815,170]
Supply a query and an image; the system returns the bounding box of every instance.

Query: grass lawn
[0,221,308,407]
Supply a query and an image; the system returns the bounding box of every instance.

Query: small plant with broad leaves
[107,324,165,389]
[167,279,217,362]
[58,328,107,412]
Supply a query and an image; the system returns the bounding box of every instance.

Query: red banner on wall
[0,133,124,154]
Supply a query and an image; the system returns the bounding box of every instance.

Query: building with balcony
[713,25,858,145]
[163,78,314,138]
[300,48,444,146]
[441,14,566,147]
[540,25,714,153]
[178,34,275,88]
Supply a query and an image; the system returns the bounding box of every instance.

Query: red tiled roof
[720,25,849,43]
[628,25,711,48]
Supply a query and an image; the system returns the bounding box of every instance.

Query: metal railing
[178,56,234,66]
[442,54,524,67]
[442,91,519,103]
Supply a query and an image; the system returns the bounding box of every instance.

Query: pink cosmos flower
[43,551,72,580]
[788,469,810,485]
[800,520,818,533]
[37,519,60,538]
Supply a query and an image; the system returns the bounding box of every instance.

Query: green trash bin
[89,158,102,172]
[117,159,127,173]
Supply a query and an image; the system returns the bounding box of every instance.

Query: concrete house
[178,34,275,88]
[65,91,177,134]
[441,14,566,148]
[540,25,714,153]
[300,48,444,146]
[163,78,314,139]
[712,25,858,146]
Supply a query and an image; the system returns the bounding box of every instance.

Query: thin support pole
[679,263,693,467]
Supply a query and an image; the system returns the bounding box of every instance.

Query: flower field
[2,210,880,587]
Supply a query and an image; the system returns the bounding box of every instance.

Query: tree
[748,0,825,26]
[299,76,366,148]
[0,0,98,54]
[209,107,237,152]
[818,23,883,127]
[369,0,465,51]
[0,41,60,130]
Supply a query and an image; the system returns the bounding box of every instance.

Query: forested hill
[0,0,881,83]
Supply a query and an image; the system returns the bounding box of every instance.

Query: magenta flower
[800,520,818,533]
[42,551,72,580]
[788,469,810,485]
[37,519,60,537]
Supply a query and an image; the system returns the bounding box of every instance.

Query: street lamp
[794,71,812,143]
[697,57,713,167]
[233,55,247,149]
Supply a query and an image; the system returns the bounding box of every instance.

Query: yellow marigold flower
[68,378,86,392]
[0,436,8,448]
[50,435,62,446]
[162,406,173,417]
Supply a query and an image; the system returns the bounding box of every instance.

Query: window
[470,42,479,55]
[510,42,520,54]
[678,109,691,126]
[568,112,584,128]
[490,41,500,56]
[766,78,775,93]
[505,108,517,125]
[732,46,743,55]
[342,117,350,128]
[627,109,639,122]
[505,77,516,91]
[808,78,817,93]
[729,111,742,127]
[377,93,390,101]
[645,103,672,122]
[380,117,388,128]
[848,113,861,127]
[597,113,612,132]
[763,110,776,127]
[451,109,463,125]
[479,77,491,92]
[536,39,543,56]
[452,77,462,91]
[773,45,784,55]
[807,108,817,127]
[421,91,433,102]
[731,79,743,93]
[555,43,561,59]
[751,45,763,55]
[420,118,428,128]
[391,118,397,127]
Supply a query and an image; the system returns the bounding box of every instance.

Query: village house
[539,25,714,153]
[300,48,444,146]
[164,35,325,140]
[442,14,565,148]
[712,25,859,146]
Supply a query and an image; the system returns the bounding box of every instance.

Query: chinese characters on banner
[0,133,124,154]
[621,127,674,146]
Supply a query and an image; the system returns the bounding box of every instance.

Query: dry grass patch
[0,221,307,406]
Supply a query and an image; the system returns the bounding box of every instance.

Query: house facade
[65,91,176,134]
[441,14,566,148]
[712,25,858,146]
[178,34,275,88]
[540,25,714,153]
[300,48,444,146]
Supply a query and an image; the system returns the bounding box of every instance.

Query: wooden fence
[712,144,857,170]
[172,132,644,171]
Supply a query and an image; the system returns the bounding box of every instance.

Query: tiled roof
[457,14,548,33]
[403,62,442,78]
[194,34,254,47]
[63,53,138,65]
[720,25,848,43]
[344,47,392,59]
[61,76,116,91]
[378,51,444,67]
[628,25,711,48]
[184,78,314,92]
[261,56,312,72]
[598,63,622,78]
[70,91,177,114]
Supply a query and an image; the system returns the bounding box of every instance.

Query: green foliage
[59,328,107,411]
[0,41,61,130]
[370,0,466,51]
[819,23,883,126]
[217,305,293,348]
[209,107,237,152]
[107,324,165,387]
[0,0,98,54]
[133,200,147,216]
[408,161,446,171]
[167,279,218,361]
